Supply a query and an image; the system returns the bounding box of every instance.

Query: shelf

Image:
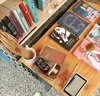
[0,0,6,5]
[0,0,68,45]
[19,0,69,45]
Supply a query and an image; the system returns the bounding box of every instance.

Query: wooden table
[20,1,100,96]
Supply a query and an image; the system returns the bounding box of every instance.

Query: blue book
[0,49,11,64]
[25,0,39,23]
[73,1,99,22]
[58,11,89,36]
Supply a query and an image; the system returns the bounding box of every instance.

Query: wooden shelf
[19,0,69,45]
[0,0,6,5]
[0,0,69,45]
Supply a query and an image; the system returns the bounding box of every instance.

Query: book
[37,0,51,11]
[39,45,66,65]
[31,45,66,79]
[12,10,27,33]
[49,26,79,51]
[19,2,33,27]
[16,7,29,32]
[58,11,89,36]
[0,49,11,64]
[8,11,24,40]
[73,1,99,22]
[0,20,13,36]
[25,0,39,23]
[86,24,100,46]
[74,39,100,71]
[2,16,17,37]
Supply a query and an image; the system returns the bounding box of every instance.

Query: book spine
[8,11,24,40]
[25,0,39,23]
[12,10,27,33]
[19,2,33,27]
[8,15,22,41]
[16,7,29,32]
[2,16,17,37]
[0,20,13,35]
[37,0,43,11]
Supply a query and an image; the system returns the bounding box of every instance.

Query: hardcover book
[19,2,33,27]
[58,11,89,36]
[8,11,24,40]
[49,26,79,51]
[39,45,66,65]
[2,16,17,37]
[86,24,100,46]
[16,7,29,32]
[73,1,99,22]
[25,0,39,23]
[12,10,27,33]
[37,0,51,11]
[74,39,100,71]
[31,45,66,79]
[0,20,12,36]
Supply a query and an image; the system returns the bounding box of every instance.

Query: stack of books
[0,0,39,42]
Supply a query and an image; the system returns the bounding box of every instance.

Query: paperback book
[73,1,99,22]
[58,11,89,36]
[74,39,100,71]
[49,26,79,51]
[32,45,66,79]
[86,24,100,46]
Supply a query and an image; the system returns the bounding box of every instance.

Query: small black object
[35,57,50,73]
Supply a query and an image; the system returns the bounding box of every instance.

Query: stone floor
[0,58,62,96]
[0,58,100,96]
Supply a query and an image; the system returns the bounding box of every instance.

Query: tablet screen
[64,73,87,96]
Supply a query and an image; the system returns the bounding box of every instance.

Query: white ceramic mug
[23,45,36,64]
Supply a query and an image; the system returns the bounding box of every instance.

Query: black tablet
[64,73,87,96]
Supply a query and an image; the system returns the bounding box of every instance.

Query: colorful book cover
[58,11,89,36]
[39,45,66,65]
[74,39,100,71]
[19,2,33,27]
[37,0,51,11]
[49,26,79,51]
[2,16,17,37]
[13,10,27,33]
[25,0,39,23]
[8,11,24,41]
[73,1,99,22]
[16,7,29,32]
[86,24,100,46]
[0,20,13,36]
[31,45,66,79]
[0,49,11,64]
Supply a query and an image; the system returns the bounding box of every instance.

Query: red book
[19,2,33,27]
